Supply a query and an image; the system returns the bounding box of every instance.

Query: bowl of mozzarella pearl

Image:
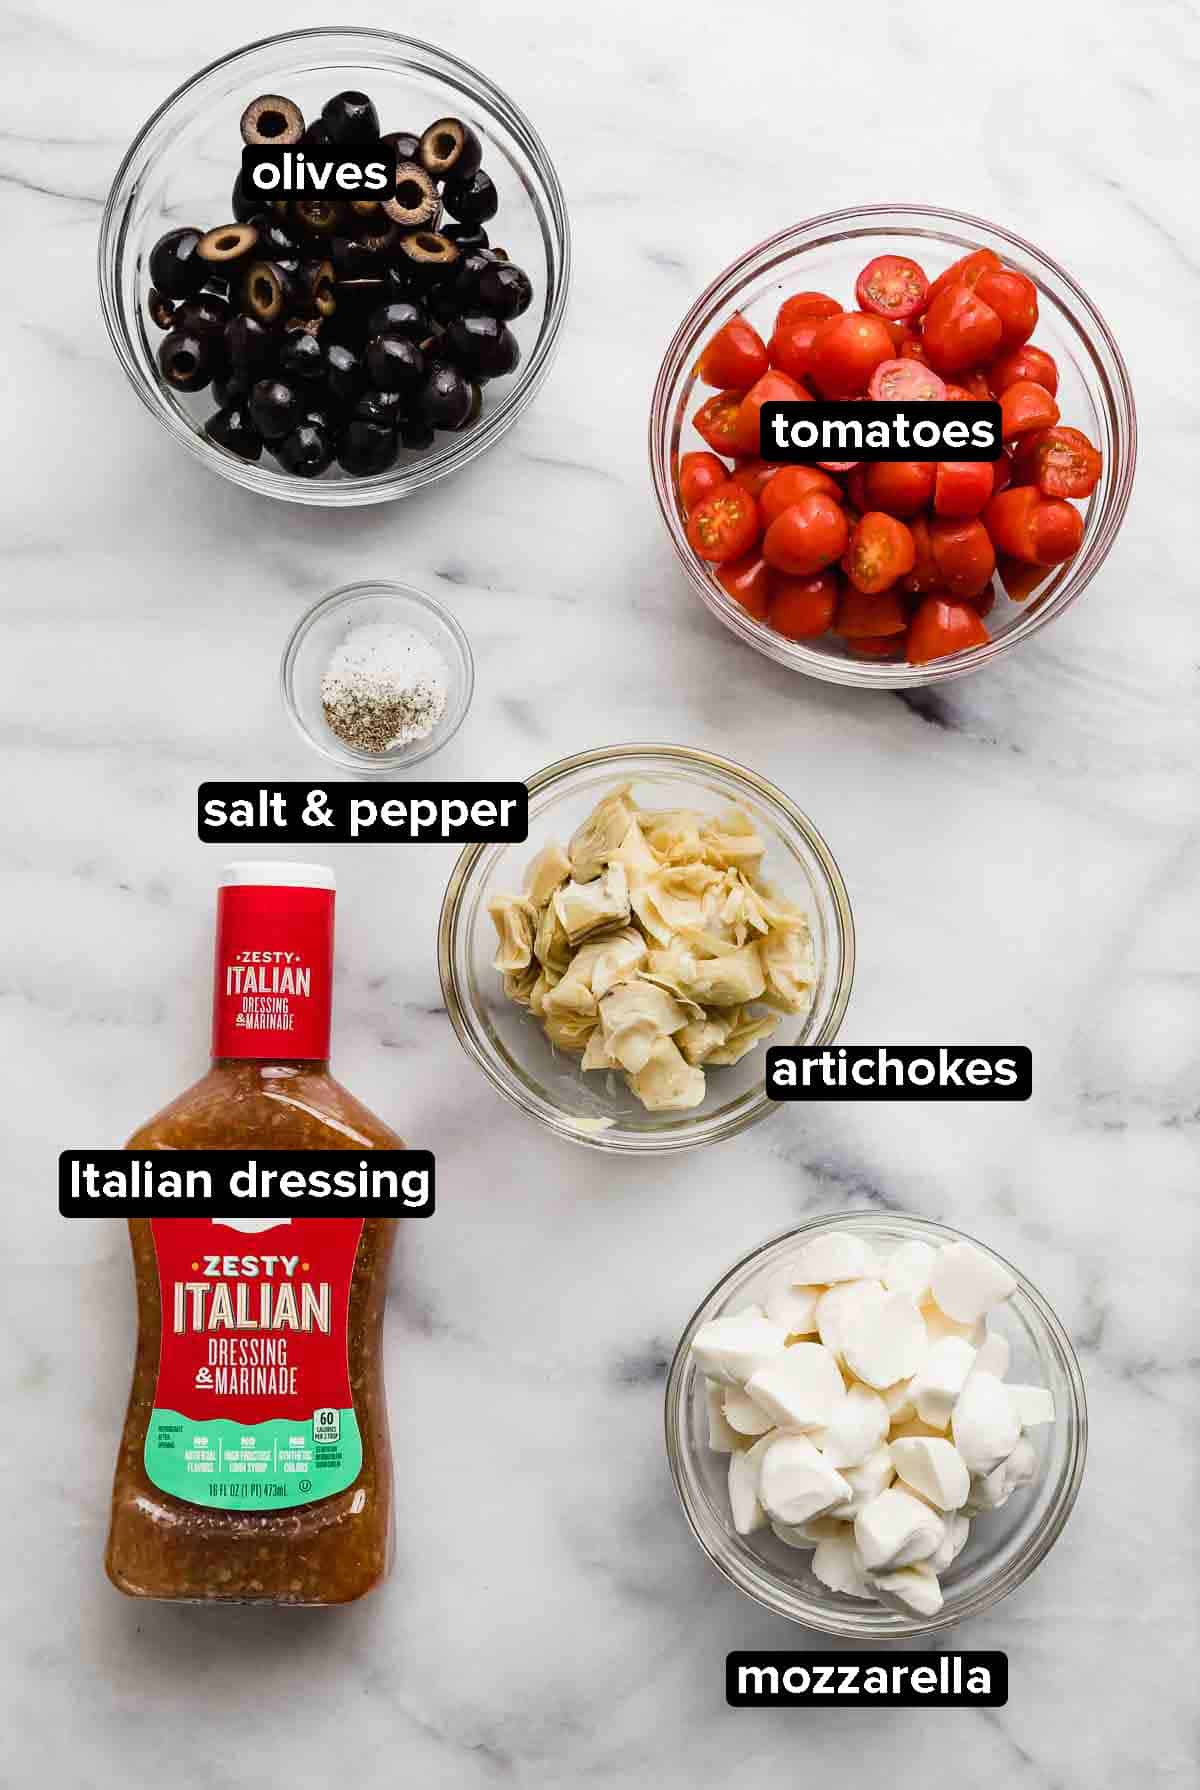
[665,1213,1086,1637]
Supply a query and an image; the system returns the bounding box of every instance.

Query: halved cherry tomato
[737,369,810,458]
[767,570,839,639]
[697,314,770,390]
[844,512,916,594]
[973,270,1037,352]
[907,597,991,663]
[835,588,909,636]
[808,312,895,398]
[716,552,770,620]
[903,516,940,593]
[1022,425,1102,499]
[685,481,760,563]
[991,453,1013,496]
[952,368,993,401]
[922,283,1004,375]
[933,460,994,519]
[868,358,947,402]
[864,460,936,517]
[775,292,843,329]
[762,492,850,575]
[989,343,1059,398]
[1031,498,1084,564]
[767,315,822,382]
[926,247,1002,306]
[983,486,1082,565]
[1000,379,1060,441]
[730,459,783,499]
[759,464,841,527]
[693,391,747,456]
[929,516,995,596]
[996,554,1053,604]
[846,633,905,660]
[967,580,997,618]
[845,466,869,513]
[855,254,930,321]
[678,450,728,513]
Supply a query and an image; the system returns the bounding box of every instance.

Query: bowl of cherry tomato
[649,206,1136,685]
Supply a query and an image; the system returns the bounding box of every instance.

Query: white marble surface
[2,0,1197,1782]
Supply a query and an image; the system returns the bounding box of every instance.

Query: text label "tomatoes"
[760,402,1001,463]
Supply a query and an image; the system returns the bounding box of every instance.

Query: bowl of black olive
[99,29,570,504]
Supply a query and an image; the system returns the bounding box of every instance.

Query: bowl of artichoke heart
[437,745,855,1153]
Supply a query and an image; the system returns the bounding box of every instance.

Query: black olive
[419,116,483,183]
[383,163,441,230]
[204,401,262,460]
[399,413,436,451]
[199,272,236,309]
[478,260,533,320]
[280,329,326,383]
[337,418,397,476]
[291,197,343,239]
[195,221,258,273]
[489,246,510,263]
[354,388,406,429]
[442,168,498,225]
[158,326,217,393]
[301,400,337,433]
[397,230,461,287]
[445,312,520,380]
[381,265,417,303]
[243,260,298,326]
[366,299,429,341]
[148,288,175,330]
[446,248,496,311]
[418,361,472,430]
[455,381,484,430]
[325,341,365,405]
[299,257,337,319]
[249,377,303,441]
[232,174,257,222]
[240,94,305,147]
[211,372,249,407]
[303,120,330,146]
[275,421,335,477]
[173,293,230,339]
[365,332,424,391]
[348,198,383,227]
[321,90,379,146]
[442,221,490,254]
[381,130,421,162]
[148,227,206,299]
[225,313,277,380]
[247,212,299,260]
[329,278,386,345]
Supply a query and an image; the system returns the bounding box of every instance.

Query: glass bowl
[438,745,854,1153]
[282,580,474,772]
[665,1212,1087,1638]
[98,28,570,506]
[649,204,1136,687]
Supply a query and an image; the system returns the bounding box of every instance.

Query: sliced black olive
[365,332,424,391]
[354,388,406,429]
[381,130,421,162]
[275,421,335,477]
[321,90,379,146]
[366,299,429,341]
[447,248,496,311]
[148,227,205,299]
[455,381,483,430]
[148,288,175,330]
[247,212,299,260]
[225,313,277,380]
[173,293,230,339]
[446,312,520,380]
[243,260,297,326]
[204,401,263,460]
[299,257,337,319]
[398,230,461,287]
[232,174,256,222]
[199,272,236,309]
[442,168,498,226]
[442,221,490,254]
[158,326,217,393]
[325,341,365,405]
[336,417,397,476]
[280,329,326,383]
[303,119,330,146]
[291,197,343,239]
[399,413,436,451]
[249,377,303,441]
[478,260,533,320]
[196,221,259,272]
[418,361,472,430]
[212,371,248,407]
[489,246,510,263]
[328,278,386,346]
[419,117,483,184]
[240,94,305,147]
[383,163,441,230]
[348,198,383,225]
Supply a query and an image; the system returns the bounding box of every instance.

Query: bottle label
[211,882,334,1060]
[144,1215,363,1511]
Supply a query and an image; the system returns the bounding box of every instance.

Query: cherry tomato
[808,312,895,398]
[989,343,1059,398]
[907,597,991,663]
[845,466,870,513]
[685,481,760,563]
[693,391,747,456]
[730,459,786,499]
[762,492,850,575]
[941,384,974,401]
[967,579,997,618]
[926,247,1002,306]
[855,254,930,321]
[882,319,920,353]
[996,553,1053,604]
[1000,379,1060,441]
[697,314,770,390]
[1022,425,1102,499]
[737,369,810,458]
[973,270,1038,352]
[775,292,843,329]
[903,516,940,593]
[767,570,839,639]
[922,283,1004,375]
[835,588,909,636]
[716,552,770,620]
[844,512,916,594]
[678,450,728,513]
[991,453,1013,496]
[929,516,995,597]
[1031,498,1084,564]
[864,460,936,517]
[867,358,947,402]
[899,336,932,365]
[847,633,905,660]
[952,369,993,401]
[768,316,823,382]
[984,486,1082,565]
[759,464,841,527]
[933,460,994,519]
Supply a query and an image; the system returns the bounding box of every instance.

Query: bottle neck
[211,881,335,1062]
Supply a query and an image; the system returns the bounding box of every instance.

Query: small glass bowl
[282,580,474,773]
[650,204,1136,687]
[438,745,854,1153]
[666,1212,1087,1638]
[98,27,570,506]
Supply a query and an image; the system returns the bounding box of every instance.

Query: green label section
[144,1408,362,1510]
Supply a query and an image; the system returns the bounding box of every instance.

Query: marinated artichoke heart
[490,784,815,1111]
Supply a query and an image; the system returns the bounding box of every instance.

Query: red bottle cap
[211,863,335,1061]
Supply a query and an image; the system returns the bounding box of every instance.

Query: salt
[320,622,450,754]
